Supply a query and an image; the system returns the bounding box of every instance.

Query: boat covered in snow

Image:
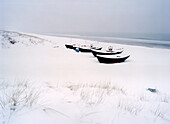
[65,44,79,50]
[79,44,102,52]
[91,48,123,57]
[96,54,130,64]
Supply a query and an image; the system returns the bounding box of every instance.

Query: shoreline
[1,30,170,49]
[52,34,170,50]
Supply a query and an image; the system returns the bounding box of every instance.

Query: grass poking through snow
[0,80,41,123]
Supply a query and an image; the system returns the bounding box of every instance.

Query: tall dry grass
[0,80,41,123]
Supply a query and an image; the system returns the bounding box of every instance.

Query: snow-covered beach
[0,31,170,124]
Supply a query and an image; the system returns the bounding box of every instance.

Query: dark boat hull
[96,55,130,64]
[65,44,74,49]
[79,48,91,52]
[65,44,77,50]
[79,47,102,52]
[91,50,123,57]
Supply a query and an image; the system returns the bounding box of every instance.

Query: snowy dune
[0,31,170,124]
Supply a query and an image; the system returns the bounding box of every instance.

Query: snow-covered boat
[65,44,78,50]
[65,43,102,52]
[79,45,102,52]
[91,48,123,57]
[96,54,130,64]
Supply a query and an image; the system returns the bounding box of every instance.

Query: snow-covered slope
[0,31,50,48]
[0,31,170,124]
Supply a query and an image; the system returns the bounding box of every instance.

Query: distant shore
[52,33,170,49]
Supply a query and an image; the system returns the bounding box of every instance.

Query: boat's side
[91,47,102,50]
[91,49,123,57]
[65,44,74,49]
[96,55,130,64]
[79,47,102,52]
[65,44,78,50]
[91,50,98,56]
[72,46,77,50]
[79,47,91,52]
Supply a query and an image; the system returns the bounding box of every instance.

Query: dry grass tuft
[0,80,41,123]
[151,105,169,121]
[117,99,143,115]
[66,82,126,105]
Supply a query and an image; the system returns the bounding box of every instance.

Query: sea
[52,33,170,49]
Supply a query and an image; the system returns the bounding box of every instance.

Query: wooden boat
[79,46,102,52]
[91,48,123,57]
[77,44,102,52]
[96,54,130,64]
[65,44,78,50]
[91,46,102,50]
[65,44,74,49]
[65,43,102,52]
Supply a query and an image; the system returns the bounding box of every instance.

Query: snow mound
[0,30,49,48]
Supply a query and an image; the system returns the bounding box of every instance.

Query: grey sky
[1,0,170,34]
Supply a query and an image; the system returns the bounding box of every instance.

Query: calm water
[54,33,170,49]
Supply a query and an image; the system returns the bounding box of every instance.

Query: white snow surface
[0,31,170,124]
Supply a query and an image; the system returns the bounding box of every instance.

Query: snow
[0,31,170,124]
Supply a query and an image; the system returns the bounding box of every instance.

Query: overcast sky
[1,0,170,35]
